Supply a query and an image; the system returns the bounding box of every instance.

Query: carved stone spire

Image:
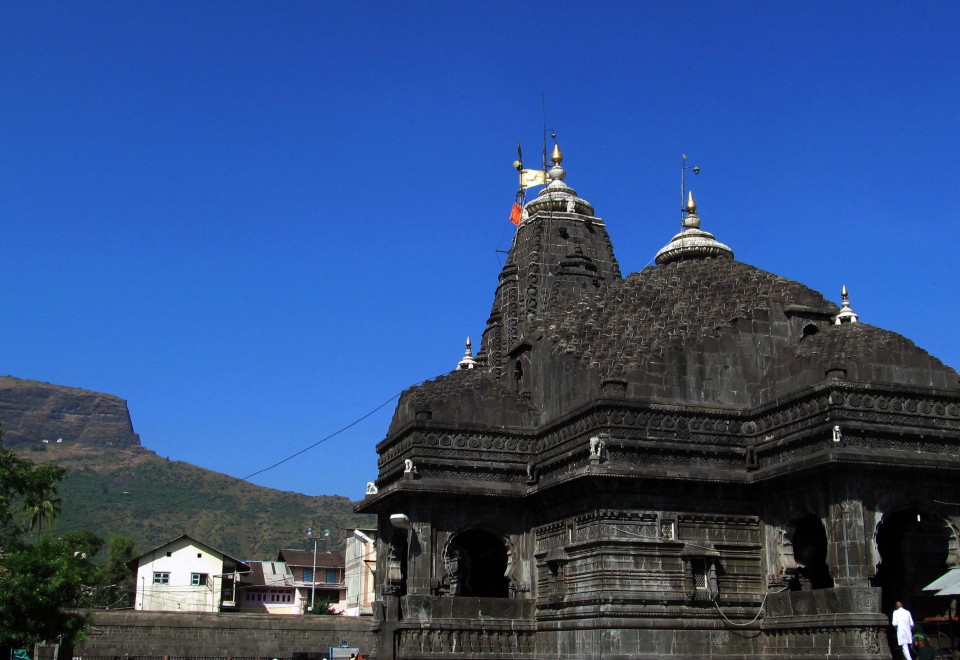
[479,144,621,375]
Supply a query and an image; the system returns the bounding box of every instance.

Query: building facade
[359,147,960,659]
[132,534,248,613]
[237,560,302,614]
[343,528,377,616]
[279,548,348,613]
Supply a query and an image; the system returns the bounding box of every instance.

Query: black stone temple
[359,146,960,659]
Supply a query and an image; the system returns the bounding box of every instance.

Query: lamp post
[304,527,329,613]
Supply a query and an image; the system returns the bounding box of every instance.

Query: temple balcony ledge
[401,594,537,623]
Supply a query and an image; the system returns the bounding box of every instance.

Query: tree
[0,436,65,546]
[0,535,96,649]
[97,534,137,609]
[0,429,92,652]
[22,485,62,539]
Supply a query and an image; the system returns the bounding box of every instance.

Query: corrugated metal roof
[936,579,960,597]
[242,561,295,587]
[923,566,960,596]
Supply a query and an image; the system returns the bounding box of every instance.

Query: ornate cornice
[370,381,960,497]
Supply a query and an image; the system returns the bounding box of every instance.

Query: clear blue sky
[2,2,958,500]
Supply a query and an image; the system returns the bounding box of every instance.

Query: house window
[326,569,338,584]
[153,572,170,585]
[303,568,314,583]
[191,573,208,586]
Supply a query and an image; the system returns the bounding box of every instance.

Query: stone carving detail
[526,463,538,484]
[766,591,792,617]
[855,589,879,612]
[791,591,815,615]
[827,588,843,613]
[443,546,469,596]
[812,590,826,613]
[397,628,534,655]
[589,435,606,461]
[861,628,882,654]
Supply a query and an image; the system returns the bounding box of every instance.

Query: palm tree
[22,489,61,539]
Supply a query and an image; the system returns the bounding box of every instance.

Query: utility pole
[304,527,329,613]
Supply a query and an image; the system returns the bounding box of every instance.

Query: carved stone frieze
[397,627,535,656]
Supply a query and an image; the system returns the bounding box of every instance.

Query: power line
[53,391,401,536]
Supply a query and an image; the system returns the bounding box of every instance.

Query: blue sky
[2,2,958,501]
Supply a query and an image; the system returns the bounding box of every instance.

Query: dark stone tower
[359,147,960,660]
[480,144,620,377]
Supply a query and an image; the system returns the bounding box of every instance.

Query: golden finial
[686,191,697,214]
[551,143,563,165]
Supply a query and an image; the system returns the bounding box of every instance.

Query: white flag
[520,169,548,189]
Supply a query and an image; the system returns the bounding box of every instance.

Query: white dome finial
[833,284,859,325]
[655,191,733,265]
[456,336,478,370]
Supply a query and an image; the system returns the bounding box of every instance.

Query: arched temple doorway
[788,513,834,590]
[873,507,953,621]
[445,528,509,598]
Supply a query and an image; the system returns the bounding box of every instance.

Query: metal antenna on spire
[541,92,555,174]
[680,154,701,228]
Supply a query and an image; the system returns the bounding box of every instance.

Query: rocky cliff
[0,375,140,449]
[0,375,368,557]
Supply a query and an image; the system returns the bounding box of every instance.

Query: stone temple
[359,145,960,659]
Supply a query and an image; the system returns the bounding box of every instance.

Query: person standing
[891,600,915,660]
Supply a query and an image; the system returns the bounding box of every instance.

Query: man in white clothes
[891,600,914,660]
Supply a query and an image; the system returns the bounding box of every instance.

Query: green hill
[22,441,371,559]
[1,376,372,559]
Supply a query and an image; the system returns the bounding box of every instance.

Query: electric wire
[51,391,401,536]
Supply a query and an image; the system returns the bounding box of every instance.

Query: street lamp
[304,527,330,613]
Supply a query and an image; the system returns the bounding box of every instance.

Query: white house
[131,534,249,612]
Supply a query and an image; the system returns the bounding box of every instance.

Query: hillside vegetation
[20,442,371,559]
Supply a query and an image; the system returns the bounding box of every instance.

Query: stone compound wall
[74,611,376,659]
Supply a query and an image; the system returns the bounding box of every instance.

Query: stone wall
[74,611,376,659]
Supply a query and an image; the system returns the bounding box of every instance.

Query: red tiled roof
[277,548,345,568]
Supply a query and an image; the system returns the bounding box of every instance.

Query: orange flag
[509,202,522,226]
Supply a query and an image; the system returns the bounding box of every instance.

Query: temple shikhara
[359,144,960,659]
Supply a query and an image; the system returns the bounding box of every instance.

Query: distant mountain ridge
[0,375,369,558]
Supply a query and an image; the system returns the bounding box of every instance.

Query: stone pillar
[407,520,433,595]
[828,499,870,587]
